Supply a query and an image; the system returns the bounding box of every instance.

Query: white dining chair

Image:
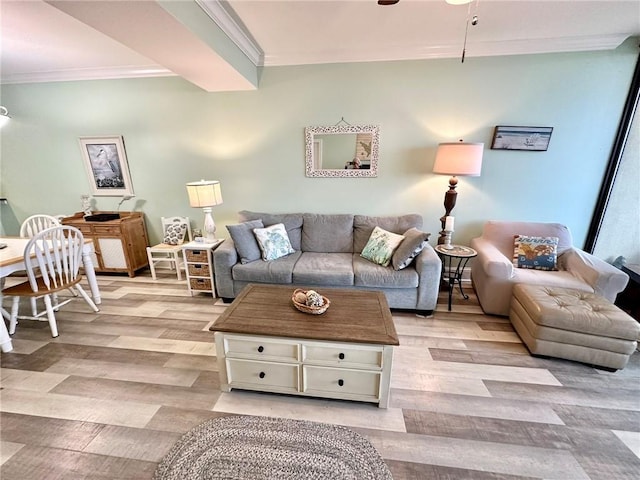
[19,214,60,238]
[1,225,99,338]
[18,214,62,316]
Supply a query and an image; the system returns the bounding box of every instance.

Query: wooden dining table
[0,236,102,353]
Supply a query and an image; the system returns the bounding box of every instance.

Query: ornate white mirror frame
[304,124,380,178]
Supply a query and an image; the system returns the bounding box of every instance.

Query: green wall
[1,39,637,247]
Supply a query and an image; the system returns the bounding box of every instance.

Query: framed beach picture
[79,135,134,196]
[491,126,553,151]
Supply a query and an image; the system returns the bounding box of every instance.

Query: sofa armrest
[213,240,238,299]
[413,243,442,311]
[470,237,514,279]
[560,247,629,302]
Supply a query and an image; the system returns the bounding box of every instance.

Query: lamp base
[437,176,458,245]
[203,207,216,241]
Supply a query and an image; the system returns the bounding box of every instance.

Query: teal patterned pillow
[253,223,295,261]
[513,235,559,271]
[361,226,405,267]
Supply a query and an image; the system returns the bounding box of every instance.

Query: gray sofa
[213,211,442,314]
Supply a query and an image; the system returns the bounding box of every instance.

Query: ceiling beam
[46,0,258,92]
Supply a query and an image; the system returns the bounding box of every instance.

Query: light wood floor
[1,272,639,479]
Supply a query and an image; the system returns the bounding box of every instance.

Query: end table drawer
[185,249,208,262]
[189,278,212,291]
[302,344,383,369]
[303,365,380,400]
[188,263,210,276]
[227,358,299,392]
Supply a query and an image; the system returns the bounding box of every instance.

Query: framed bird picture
[79,135,134,196]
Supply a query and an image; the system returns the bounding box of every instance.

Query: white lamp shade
[432,142,484,177]
[186,180,223,208]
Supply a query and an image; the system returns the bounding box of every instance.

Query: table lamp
[186,180,223,241]
[432,140,483,245]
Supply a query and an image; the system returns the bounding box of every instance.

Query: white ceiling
[1,0,639,92]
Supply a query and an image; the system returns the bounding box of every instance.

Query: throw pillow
[361,226,405,267]
[227,219,264,264]
[253,223,295,261]
[163,223,187,245]
[513,235,559,271]
[391,228,430,270]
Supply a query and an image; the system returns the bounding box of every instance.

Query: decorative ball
[294,292,307,304]
[305,290,324,307]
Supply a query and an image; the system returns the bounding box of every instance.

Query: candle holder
[442,230,454,250]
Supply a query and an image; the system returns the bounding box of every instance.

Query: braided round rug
[153,415,392,480]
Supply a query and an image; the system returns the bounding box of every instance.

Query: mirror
[305,125,380,177]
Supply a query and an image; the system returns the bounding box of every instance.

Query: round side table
[434,244,478,311]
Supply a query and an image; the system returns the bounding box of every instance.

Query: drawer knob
[257,346,264,353]
[338,379,344,387]
[259,371,266,379]
[338,352,345,360]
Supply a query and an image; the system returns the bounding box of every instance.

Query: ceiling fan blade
[378,0,400,5]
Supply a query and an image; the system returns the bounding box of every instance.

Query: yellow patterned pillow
[513,235,559,271]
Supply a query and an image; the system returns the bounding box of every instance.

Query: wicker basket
[291,289,331,315]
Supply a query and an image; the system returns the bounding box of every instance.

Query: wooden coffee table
[210,284,399,408]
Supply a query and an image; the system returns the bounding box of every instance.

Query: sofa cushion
[353,214,423,253]
[361,226,405,267]
[392,228,430,270]
[353,255,419,288]
[232,251,301,284]
[253,223,295,261]
[292,252,354,286]
[513,235,559,271]
[301,214,354,253]
[226,219,264,264]
[239,211,303,251]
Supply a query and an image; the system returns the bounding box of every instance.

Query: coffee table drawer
[302,343,383,369]
[303,365,380,400]
[224,336,299,361]
[227,358,299,392]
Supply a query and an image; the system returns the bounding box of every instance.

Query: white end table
[182,239,224,297]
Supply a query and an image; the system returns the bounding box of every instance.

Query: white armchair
[470,221,629,316]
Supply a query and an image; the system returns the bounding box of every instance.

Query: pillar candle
[445,216,455,231]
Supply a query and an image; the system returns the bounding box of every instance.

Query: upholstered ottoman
[510,284,640,370]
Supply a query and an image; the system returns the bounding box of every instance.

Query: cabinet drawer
[303,365,380,400]
[93,225,122,235]
[227,358,299,392]
[73,225,94,235]
[302,344,383,369]
[224,336,299,361]
[189,278,212,291]
[188,263,210,276]
[185,249,208,262]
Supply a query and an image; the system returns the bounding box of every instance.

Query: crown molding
[1,66,175,85]
[262,33,632,67]
[196,0,264,67]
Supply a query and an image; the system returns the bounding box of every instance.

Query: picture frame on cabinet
[491,126,553,151]
[79,135,135,196]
